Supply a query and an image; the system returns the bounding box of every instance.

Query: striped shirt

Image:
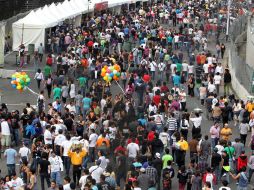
[166,117,177,131]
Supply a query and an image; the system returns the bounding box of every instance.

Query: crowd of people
[1,0,254,190]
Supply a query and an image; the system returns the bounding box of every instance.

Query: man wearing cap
[137,168,150,190]
[152,152,163,189]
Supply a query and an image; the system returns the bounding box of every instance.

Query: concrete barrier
[228,49,250,100]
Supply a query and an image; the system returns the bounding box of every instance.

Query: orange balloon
[81,59,88,67]
[101,72,106,77]
[113,76,119,80]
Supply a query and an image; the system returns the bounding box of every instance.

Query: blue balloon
[12,77,16,80]
[12,84,16,88]
[110,73,114,77]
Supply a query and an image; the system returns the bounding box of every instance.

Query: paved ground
[0,29,253,189]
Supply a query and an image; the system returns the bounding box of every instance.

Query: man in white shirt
[10,172,24,190]
[54,129,66,156]
[0,117,11,150]
[89,129,98,162]
[89,160,104,183]
[44,125,52,146]
[158,62,166,81]
[61,134,72,176]
[18,142,31,163]
[127,138,140,162]
[79,169,89,190]
[149,59,156,80]
[49,151,63,186]
[215,63,223,75]
[214,72,222,95]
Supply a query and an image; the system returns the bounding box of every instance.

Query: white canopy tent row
[12,0,146,51]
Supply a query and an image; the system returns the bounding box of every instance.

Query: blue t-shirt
[173,75,181,86]
[4,148,17,164]
[82,97,91,110]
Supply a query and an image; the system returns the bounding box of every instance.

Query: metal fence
[229,15,254,94]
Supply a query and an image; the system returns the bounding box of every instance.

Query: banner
[0,22,5,67]
[95,1,108,11]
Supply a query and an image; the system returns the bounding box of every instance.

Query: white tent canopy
[12,0,142,51]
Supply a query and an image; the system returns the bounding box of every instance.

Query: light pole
[226,0,231,41]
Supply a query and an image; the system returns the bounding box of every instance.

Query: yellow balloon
[17,85,22,90]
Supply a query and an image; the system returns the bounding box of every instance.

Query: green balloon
[20,80,25,85]
[26,78,30,83]
[116,72,120,77]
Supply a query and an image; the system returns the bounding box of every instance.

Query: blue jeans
[211,138,219,149]
[13,128,19,146]
[82,156,90,169]
[63,156,71,176]
[51,171,61,185]
[7,164,15,175]
[213,165,221,184]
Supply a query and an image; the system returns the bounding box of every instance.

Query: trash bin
[28,44,35,54]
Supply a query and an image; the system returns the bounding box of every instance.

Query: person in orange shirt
[200,53,206,64]
[220,123,232,141]
[96,133,110,148]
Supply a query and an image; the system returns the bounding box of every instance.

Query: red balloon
[143,74,150,83]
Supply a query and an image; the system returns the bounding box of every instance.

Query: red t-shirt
[147,131,155,142]
[153,95,161,106]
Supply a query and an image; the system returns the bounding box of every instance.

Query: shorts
[1,135,11,147]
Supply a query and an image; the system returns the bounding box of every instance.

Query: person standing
[210,122,220,149]
[224,69,231,96]
[38,152,51,190]
[34,69,44,90]
[53,84,62,101]
[1,115,11,151]
[68,146,87,185]
[38,43,44,63]
[248,151,254,183]
[220,43,226,59]
[60,134,72,176]
[48,151,63,186]
[4,145,17,175]
[239,120,249,146]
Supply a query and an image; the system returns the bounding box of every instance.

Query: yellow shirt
[68,149,86,165]
[177,140,189,151]
[246,103,254,112]
[220,128,232,141]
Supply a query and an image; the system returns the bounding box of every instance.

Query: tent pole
[21,23,24,45]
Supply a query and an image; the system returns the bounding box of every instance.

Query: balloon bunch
[101,64,121,82]
[11,72,31,91]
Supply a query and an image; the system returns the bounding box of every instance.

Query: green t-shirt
[176,63,182,73]
[44,65,51,77]
[78,77,87,87]
[224,146,235,159]
[53,87,62,100]
[162,154,173,169]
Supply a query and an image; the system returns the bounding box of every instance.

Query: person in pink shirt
[210,122,221,149]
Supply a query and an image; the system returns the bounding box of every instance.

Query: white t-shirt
[214,75,222,85]
[187,65,194,74]
[19,146,31,159]
[44,129,52,145]
[215,144,224,155]
[127,143,139,158]
[203,64,209,74]
[55,134,66,146]
[208,84,216,93]
[48,156,63,172]
[89,165,104,183]
[63,183,71,190]
[89,133,98,147]
[1,121,11,135]
[182,63,188,72]
[150,61,156,72]
[79,175,88,190]
[61,140,72,156]
[10,177,24,190]
[207,56,213,64]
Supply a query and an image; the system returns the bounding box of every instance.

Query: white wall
[0,22,5,67]
[246,16,254,68]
